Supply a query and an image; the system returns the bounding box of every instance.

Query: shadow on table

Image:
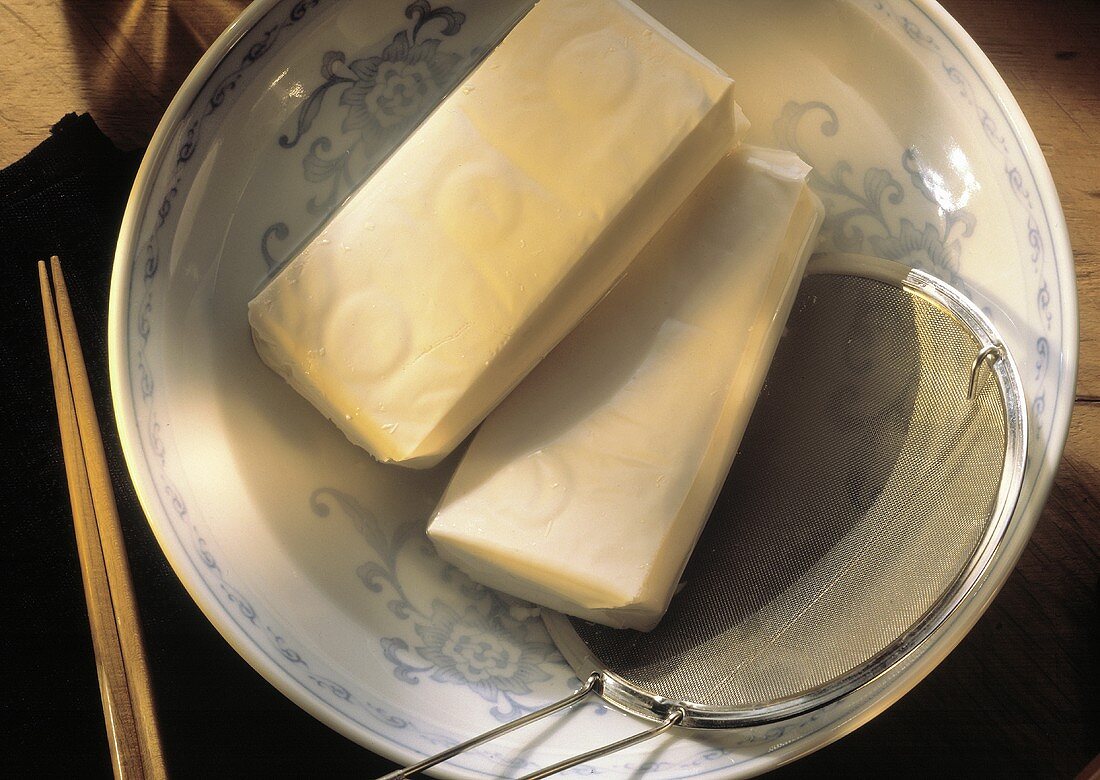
[60,0,248,150]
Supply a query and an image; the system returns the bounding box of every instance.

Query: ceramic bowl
[110,1,1075,776]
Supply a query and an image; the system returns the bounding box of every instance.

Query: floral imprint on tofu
[311,487,564,722]
[773,100,976,294]
[261,1,471,269]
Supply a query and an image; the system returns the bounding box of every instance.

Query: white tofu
[248,0,740,467]
[428,146,824,630]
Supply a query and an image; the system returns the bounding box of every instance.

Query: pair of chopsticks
[39,257,166,779]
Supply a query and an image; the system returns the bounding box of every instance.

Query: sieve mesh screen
[568,273,1007,710]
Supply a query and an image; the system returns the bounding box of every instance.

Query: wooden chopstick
[39,257,166,780]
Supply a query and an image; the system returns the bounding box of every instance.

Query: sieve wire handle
[516,706,684,780]
[967,343,1005,400]
[376,671,683,779]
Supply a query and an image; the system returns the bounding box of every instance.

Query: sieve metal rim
[542,253,1027,730]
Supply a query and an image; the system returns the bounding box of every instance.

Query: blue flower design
[773,99,976,290]
[271,1,468,218]
[315,487,562,721]
[414,601,553,702]
[869,217,961,275]
[339,32,461,135]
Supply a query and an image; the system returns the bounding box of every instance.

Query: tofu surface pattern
[429,146,825,630]
[248,0,738,467]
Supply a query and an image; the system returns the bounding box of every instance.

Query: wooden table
[3,0,1096,777]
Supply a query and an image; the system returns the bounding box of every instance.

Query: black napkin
[3,114,395,777]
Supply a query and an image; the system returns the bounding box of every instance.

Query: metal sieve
[382,253,1027,779]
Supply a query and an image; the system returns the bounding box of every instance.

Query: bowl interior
[110,0,1074,777]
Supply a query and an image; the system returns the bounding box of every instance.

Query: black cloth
[2,114,397,778]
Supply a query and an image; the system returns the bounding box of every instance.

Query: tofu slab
[428,146,824,630]
[248,0,740,467]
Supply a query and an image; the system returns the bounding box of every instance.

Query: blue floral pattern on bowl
[312,485,563,721]
[773,99,976,291]
[278,2,468,214]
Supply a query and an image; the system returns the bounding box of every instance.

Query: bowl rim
[108,0,1078,775]
[105,0,402,760]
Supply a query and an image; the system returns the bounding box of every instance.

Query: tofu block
[428,146,825,630]
[248,0,740,468]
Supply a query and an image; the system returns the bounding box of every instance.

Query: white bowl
[110,0,1075,777]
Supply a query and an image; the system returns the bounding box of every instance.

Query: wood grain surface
[2,0,1096,776]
